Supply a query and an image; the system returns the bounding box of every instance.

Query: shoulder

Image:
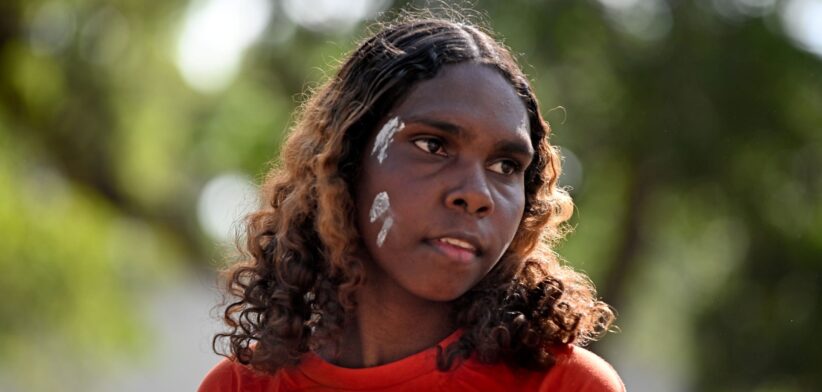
[197,358,289,392]
[198,358,249,392]
[539,345,626,392]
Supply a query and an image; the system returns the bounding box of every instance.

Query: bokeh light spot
[175,0,273,93]
[27,2,77,55]
[197,173,258,242]
[557,146,584,193]
[282,0,391,33]
[781,0,822,59]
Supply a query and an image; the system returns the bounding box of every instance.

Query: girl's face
[354,63,533,302]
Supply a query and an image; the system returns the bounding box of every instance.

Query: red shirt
[199,332,625,391]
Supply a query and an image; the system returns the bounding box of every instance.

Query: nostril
[451,198,491,217]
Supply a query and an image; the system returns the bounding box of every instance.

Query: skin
[332,63,533,368]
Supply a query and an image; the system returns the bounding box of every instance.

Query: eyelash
[411,136,523,176]
[412,137,447,156]
[489,159,522,176]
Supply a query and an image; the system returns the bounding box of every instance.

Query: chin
[416,285,473,303]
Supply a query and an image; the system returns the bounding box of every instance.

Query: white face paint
[369,191,390,222]
[370,116,405,164]
[369,191,394,247]
[367,118,403,246]
[376,216,393,247]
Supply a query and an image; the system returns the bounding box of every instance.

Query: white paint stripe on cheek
[370,116,405,164]
[376,215,393,247]
[369,191,390,222]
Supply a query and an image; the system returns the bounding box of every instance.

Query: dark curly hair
[213,14,614,374]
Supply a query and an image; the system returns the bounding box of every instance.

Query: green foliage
[0,120,178,388]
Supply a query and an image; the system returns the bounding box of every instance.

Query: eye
[488,159,522,176]
[412,137,448,156]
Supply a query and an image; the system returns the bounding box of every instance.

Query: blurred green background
[1,0,820,390]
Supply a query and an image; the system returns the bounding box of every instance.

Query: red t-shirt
[199,331,625,391]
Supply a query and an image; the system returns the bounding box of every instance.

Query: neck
[321,280,455,368]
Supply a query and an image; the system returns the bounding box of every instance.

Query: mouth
[430,235,481,263]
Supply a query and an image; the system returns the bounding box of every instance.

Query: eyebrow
[411,118,465,137]
[495,140,534,160]
[407,116,534,159]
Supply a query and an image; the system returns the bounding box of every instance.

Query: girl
[200,15,623,392]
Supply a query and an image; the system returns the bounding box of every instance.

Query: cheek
[495,187,528,247]
[500,185,527,221]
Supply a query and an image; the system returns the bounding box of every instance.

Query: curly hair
[213,15,615,374]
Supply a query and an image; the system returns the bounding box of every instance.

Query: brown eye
[488,160,521,175]
[413,137,447,156]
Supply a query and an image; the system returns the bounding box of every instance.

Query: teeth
[439,237,476,251]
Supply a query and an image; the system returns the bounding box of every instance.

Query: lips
[430,234,482,263]
[438,237,476,251]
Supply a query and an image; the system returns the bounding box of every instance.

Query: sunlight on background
[175,0,273,93]
[175,0,393,93]
[781,0,822,58]
[282,0,391,33]
[706,0,822,60]
[598,0,672,42]
[733,0,777,15]
[197,173,259,242]
[711,0,777,18]
[557,146,584,193]
[27,2,76,55]
[78,6,131,66]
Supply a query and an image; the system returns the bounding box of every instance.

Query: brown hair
[214,15,614,373]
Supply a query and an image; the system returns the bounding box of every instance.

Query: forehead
[389,63,530,135]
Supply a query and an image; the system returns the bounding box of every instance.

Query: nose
[445,163,495,218]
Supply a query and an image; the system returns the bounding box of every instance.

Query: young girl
[200,15,623,392]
